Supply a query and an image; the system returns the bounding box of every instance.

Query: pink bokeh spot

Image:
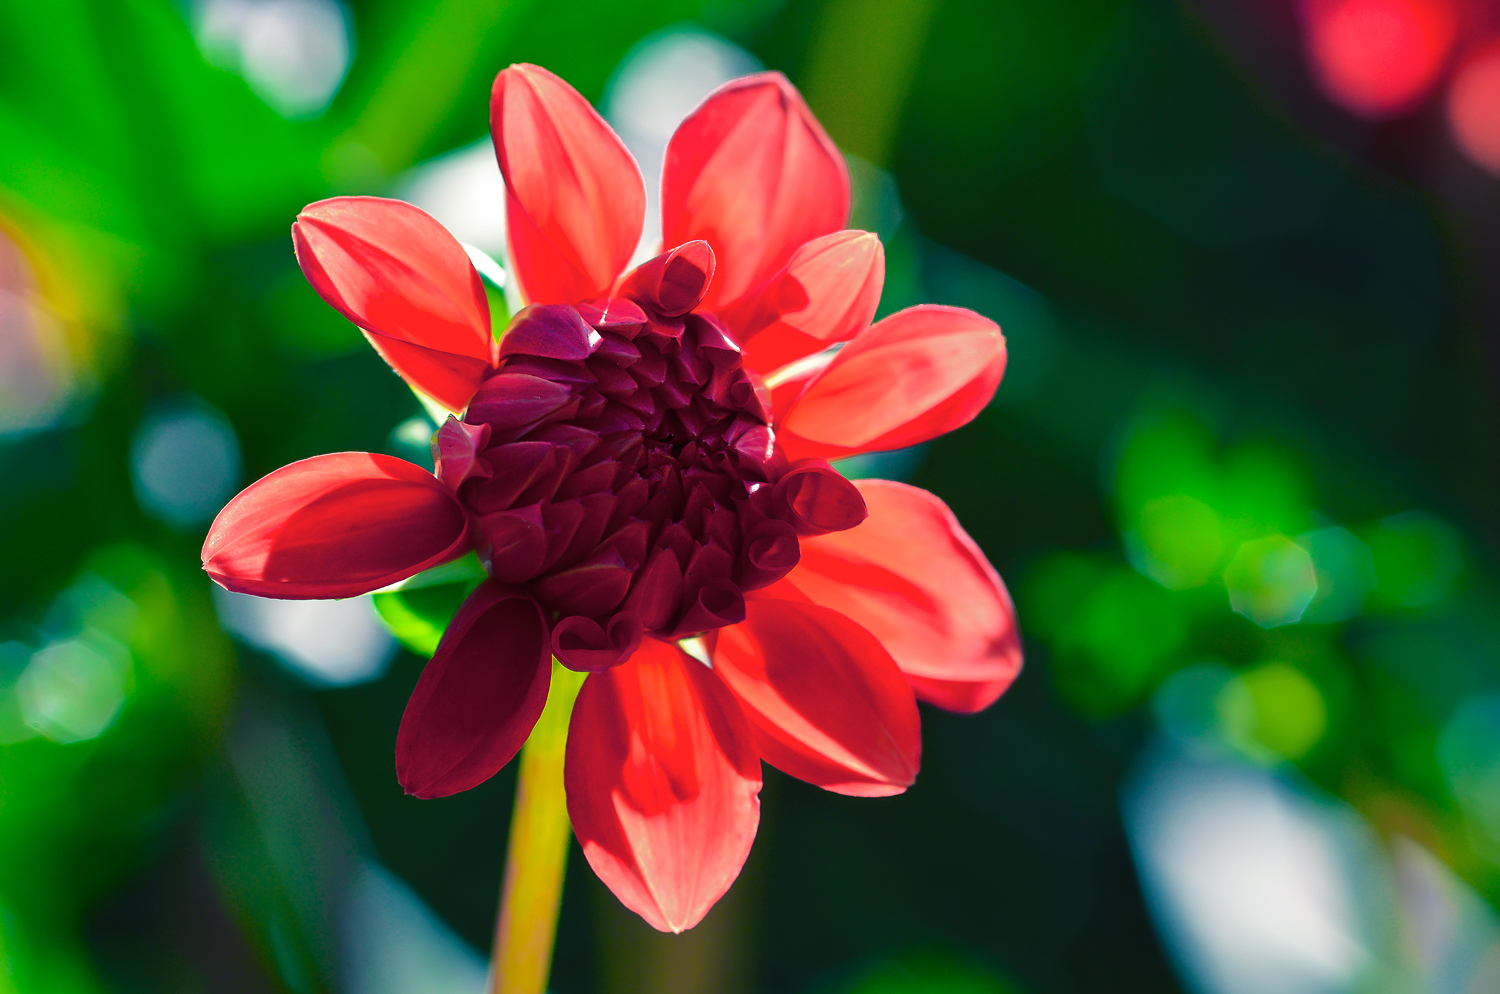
[1447,39,1500,176]
[1302,0,1457,118]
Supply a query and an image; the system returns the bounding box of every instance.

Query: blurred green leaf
[1219,444,1311,540]
[338,0,539,176]
[843,954,1022,994]
[1224,534,1317,629]
[1114,410,1315,596]
[1027,553,1189,715]
[0,543,233,954]
[372,580,478,657]
[486,285,511,339]
[1130,493,1224,590]
[1241,661,1327,761]
[1114,413,1219,547]
[1363,511,1465,611]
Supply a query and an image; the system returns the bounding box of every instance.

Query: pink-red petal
[617,240,715,318]
[566,638,761,933]
[661,73,849,310]
[202,452,470,599]
[293,197,495,413]
[786,480,1022,713]
[491,64,645,305]
[777,305,1005,461]
[725,230,884,374]
[552,612,644,673]
[711,594,920,797]
[772,459,868,536]
[764,351,834,422]
[396,582,553,798]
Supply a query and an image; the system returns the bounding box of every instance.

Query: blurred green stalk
[800,0,938,166]
[490,661,587,994]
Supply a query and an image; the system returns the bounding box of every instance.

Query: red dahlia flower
[203,64,1021,932]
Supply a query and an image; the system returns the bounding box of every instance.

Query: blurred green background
[6,0,1500,992]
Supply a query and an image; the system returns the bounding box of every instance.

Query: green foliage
[843,954,1022,994]
[371,555,486,656]
[1113,410,1314,594]
[373,583,474,657]
[0,544,232,993]
[1438,697,1500,861]
[1223,534,1316,629]
[1240,661,1327,761]
[1132,493,1224,590]
[1363,512,1465,611]
[1026,553,1189,715]
[486,284,512,338]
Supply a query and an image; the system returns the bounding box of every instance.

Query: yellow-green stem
[489,661,587,994]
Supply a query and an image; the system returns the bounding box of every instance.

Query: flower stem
[489,661,587,994]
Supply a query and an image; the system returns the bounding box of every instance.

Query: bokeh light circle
[1446,40,1500,176]
[1302,0,1456,118]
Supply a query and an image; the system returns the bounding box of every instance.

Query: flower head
[203,64,1021,932]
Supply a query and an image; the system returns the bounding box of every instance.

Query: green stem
[489,661,587,994]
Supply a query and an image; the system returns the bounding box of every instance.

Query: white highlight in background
[400,142,510,261]
[605,30,762,265]
[130,403,242,530]
[342,862,487,994]
[194,0,352,119]
[15,635,131,743]
[1392,836,1500,993]
[399,31,759,289]
[1124,743,1383,994]
[214,587,396,686]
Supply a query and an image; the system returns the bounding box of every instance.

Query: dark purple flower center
[433,294,862,671]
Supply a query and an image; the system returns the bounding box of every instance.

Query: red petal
[433,416,492,489]
[566,638,761,933]
[725,230,884,374]
[778,305,1005,460]
[552,613,644,672]
[491,64,645,305]
[202,453,470,598]
[396,583,552,798]
[764,351,834,422]
[498,304,600,360]
[711,595,920,797]
[786,480,1021,713]
[293,197,495,413]
[738,519,800,590]
[617,240,716,318]
[661,73,848,310]
[772,459,868,536]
